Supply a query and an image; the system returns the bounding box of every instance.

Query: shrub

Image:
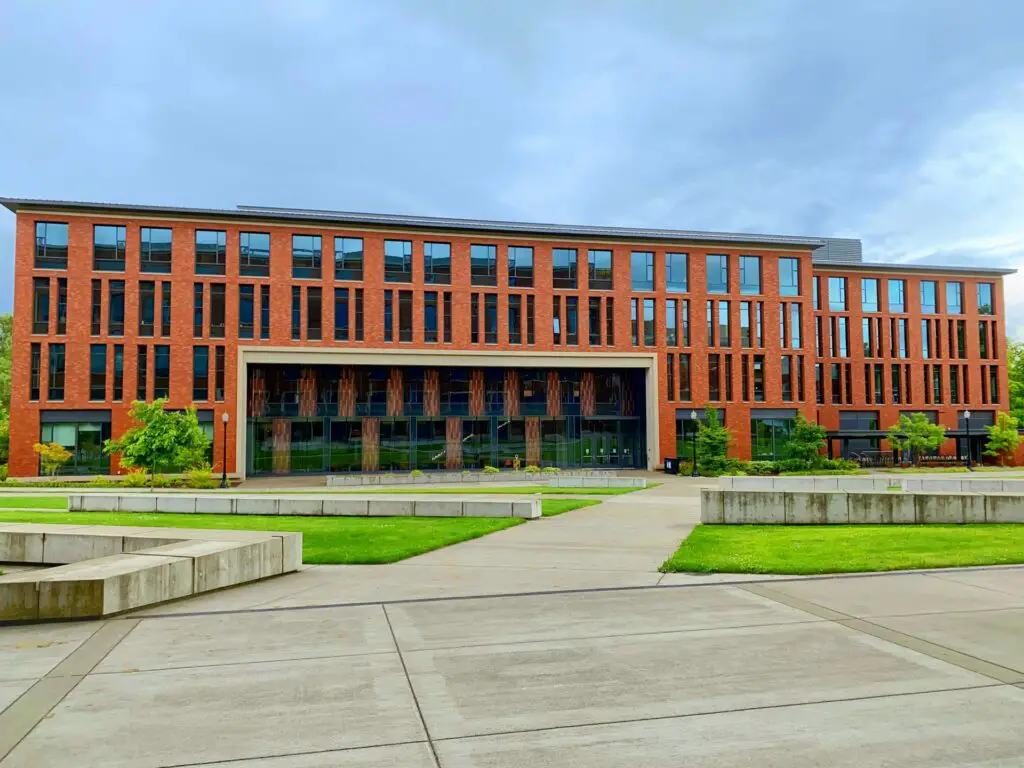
[482,465,501,474]
[184,466,218,489]
[696,407,733,476]
[0,464,7,482]
[776,457,812,473]
[524,465,540,473]
[409,469,425,478]
[121,469,150,488]
[817,458,859,471]
[33,442,73,477]
[542,466,561,474]
[783,414,827,466]
[744,460,778,476]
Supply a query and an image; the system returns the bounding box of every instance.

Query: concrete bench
[548,476,646,488]
[326,469,619,487]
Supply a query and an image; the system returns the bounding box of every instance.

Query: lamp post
[690,409,699,477]
[220,412,229,488]
[964,410,972,471]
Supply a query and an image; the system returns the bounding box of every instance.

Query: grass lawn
[661,524,1024,575]
[880,466,1014,474]
[0,496,68,509]
[0,498,601,564]
[327,486,645,496]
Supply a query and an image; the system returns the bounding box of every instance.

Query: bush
[542,466,561,474]
[409,469,425,478]
[482,465,500,474]
[184,466,218,489]
[744,460,779,476]
[524,465,540,473]
[121,470,149,488]
[776,457,813,473]
[817,458,859,471]
[0,465,7,482]
[698,457,747,476]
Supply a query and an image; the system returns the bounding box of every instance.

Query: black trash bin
[664,457,680,475]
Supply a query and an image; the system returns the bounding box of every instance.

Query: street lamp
[690,409,699,477]
[220,412,229,488]
[963,410,972,471]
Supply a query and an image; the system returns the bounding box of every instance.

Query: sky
[1,0,1023,331]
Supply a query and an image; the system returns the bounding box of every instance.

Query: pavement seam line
[381,604,442,768]
[736,584,1024,685]
[0,618,140,762]
[155,738,434,768]
[922,570,1024,599]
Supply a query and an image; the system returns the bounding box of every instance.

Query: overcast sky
[2,1,1023,331]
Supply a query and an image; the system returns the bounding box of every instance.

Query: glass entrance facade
[245,364,645,474]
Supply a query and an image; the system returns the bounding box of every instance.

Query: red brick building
[2,198,1013,477]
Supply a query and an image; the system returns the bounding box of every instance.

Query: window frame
[195,229,227,276]
[239,231,270,277]
[140,227,173,274]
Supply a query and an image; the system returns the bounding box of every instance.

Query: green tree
[33,442,72,477]
[0,313,12,464]
[782,413,827,466]
[886,412,947,466]
[104,399,210,486]
[984,412,1022,466]
[1007,340,1024,426]
[696,406,733,475]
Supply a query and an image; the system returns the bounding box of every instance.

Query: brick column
[272,418,290,474]
[424,369,440,416]
[526,416,541,465]
[387,368,403,416]
[445,416,463,469]
[361,417,379,471]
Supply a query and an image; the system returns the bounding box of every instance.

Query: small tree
[886,412,946,466]
[696,406,733,475]
[104,399,210,486]
[782,413,827,467]
[984,412,1022,466]
[34,442,73,477]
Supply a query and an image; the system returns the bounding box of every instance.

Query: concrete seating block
[724,491,786,524]
[234,497,280,515]
[275,533,302,573]
[915,493,967,524]
[136,540,265,592]
[847,492,914,524]
[717,477,734,490]
[368,499,415,516]
[700,489,725,524]
[80,494,119,512]
[836,477,878,492]
[192,495,234,514]
[919,479,962,493]
[0,578,40,621]
[809,477,839,491]
[322,498,369,516]
[464,500,514,518]
[785,492,846,524]
[155,495,197,514]
[902,479,923,492]
[0,530,44,562]
[963,494,986,523]
[871,478,899,491]
[961,479,1004,494]
[117,495,158,513]
[731,477,776,491]
[986,494,1024,523]
[43,532,124,564]
[997,480,1024,495]
[412,499,464,517]
[121,536,189,553]
[512,500,542,519]
[277,498,323,516]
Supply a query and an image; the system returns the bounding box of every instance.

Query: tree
[886,412,947,466]
[104,399,210,486]
[1008,340,1024,427]
[984,412,1022,466]
[33,442,72,477]
[782,413,827,466]
[696,406,733,475]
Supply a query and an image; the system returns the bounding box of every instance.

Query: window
[399,290,413,343]
[813,277,820,310]
[837,317,848,357]
[718,301,730,347]
[35,222,68,269]
[30,344,41,400]
[566,296,579,344]
[781,356,792,401]
[334,288,349,341]
[193,284,204,337]
[932,365,943,404]
[384,290,394,342]
[335,237,364,281]
[831,363,841,405]
[239,232,270,277]
[161,282,171,337]
[643,298,656,346]
[137,345,148,401]
[509,294,523,344]
[89,345,106,401]
[667,354,675,401]
[55,278,67,335]
[898,318,908,358]
[423,241,450,284]
[949,365,959,405]
[631,251,654,291]
[48,344,65,400]
[791,304,801,349]
[552,248,576,288]
[828,277,847,311]
[588,297,601,345]
[874,364,884,405]
[888,279,905,313]
[139,281,155,336]
[946,282,963,314]
[892,363,902,404]
[354,289,364,341]
[108,281,125,336]
[706,254,728,294]
[113,345,123,401]
[32,278,50,334]
[443,292,453,343]
[471,294,479,343]
[706,301,715,346]
[990,366,1000,404]
[779,257,800,296]
[471,244,497,286]
[665,253,688,292]
[977,283,994,315]
[484,294,497,344]
[140,227,172,273]
[215,346,225,401]
[739,256,761,294]
[195,230,226,275]
[237,285,254,339]
[210,283,226,338]
[291,286,301,340]
[93,225,126,271]
[753,355,765,402]
[815,363,823,404]
[553,296,562,345]
[307,287,322,340]
[588,249,613,290]
[501,245,534,288]
[292,234,322,279]
[679,353,691,400]
[920,281,937,313]
[261,285,270,340]
[384,239,412,283]
[979,321,989,359]
[755,303,764,347]
[666,299,677,346]
[922,320,931,358]
[956,320,966,360]
[527,294,536,344]
[154,346,170,398]
[740,302,751,347]
[193,346,209,401]
[681,299,689,346]
[861,278,879,312]
[708,354,721,400]
[630,299,638,345]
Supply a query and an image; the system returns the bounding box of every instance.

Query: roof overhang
[813,259,1016,277]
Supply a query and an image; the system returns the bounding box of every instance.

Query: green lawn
[661,524,1024,575]
[0,496,68,509]
[0,498,600,564]
[880,466,1014,474]
[327,486,646,496]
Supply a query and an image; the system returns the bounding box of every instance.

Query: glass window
[484,294,497,344]
[666,299,677,346]
[30,344,41,400]
[239,285,254,339]
[706,254,729,294]
[261,285,270,340]
[335,288,349,341]
[291,286,301,340]
[550,248,577,289]
[398,290,412,342]
[630,299,638,345]
[307,287,322,340]
[791,304,802,349]
[471,244,497,286]
[137,345,148,401]
[643,299,655,345]
[977,283,994,315]
[739,256,761,294]
[113,344,123,400]
[920,280,937,313]
[154,346,170,398]
[444,291,453,343]
[588,249,613,290]
[665,253,688,292]
[860,278,879,312]
[708,354,721,400]
[355,289,364,340]
[55,278,67,335]
[510,295,524,344]
[779,257,800,296]
[753,356,765,402]
[140,227,172,273]
[888,279,905,313]
[292,234,322,279]
[93,225,127,271]
[161,282,171,337]
[193,284,204,337]
[192,346,209,401]
[423,241,450,284]
[35,221,69,269]
[679,353,691,400]
[108,280,125,336]
[813,276,820,310]
[471,294,479,343]
[215,346,225,401]
[750,416,795,460]
[384,239,412,283]
[718,301,730,347]
[384,290,393,342]
[946,282,962,314]
[89,344,106,401]
[48,344,65,400]
[335,237,364,281]
[740,302,751,347]
[828,276,847,311]
[566,296,579,345]
[32,278,50,335]
[210,283,225,338]
[837,317,848,357]
[605,297,613,345]
[195,229,227,275]
[39,420,110,475]
[509,246,535,287]
[139,281,155,336]
[631,251,654,291]
[239,232,270,277]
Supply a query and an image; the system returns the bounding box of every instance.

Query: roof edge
[813,259,1016,277]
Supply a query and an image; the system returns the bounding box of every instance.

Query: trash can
[664,457,679,475]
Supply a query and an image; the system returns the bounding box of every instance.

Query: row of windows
[814,314,1000,362]
[817,275,996,315]
[812,362,1001,406]
[664,353,806,403]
